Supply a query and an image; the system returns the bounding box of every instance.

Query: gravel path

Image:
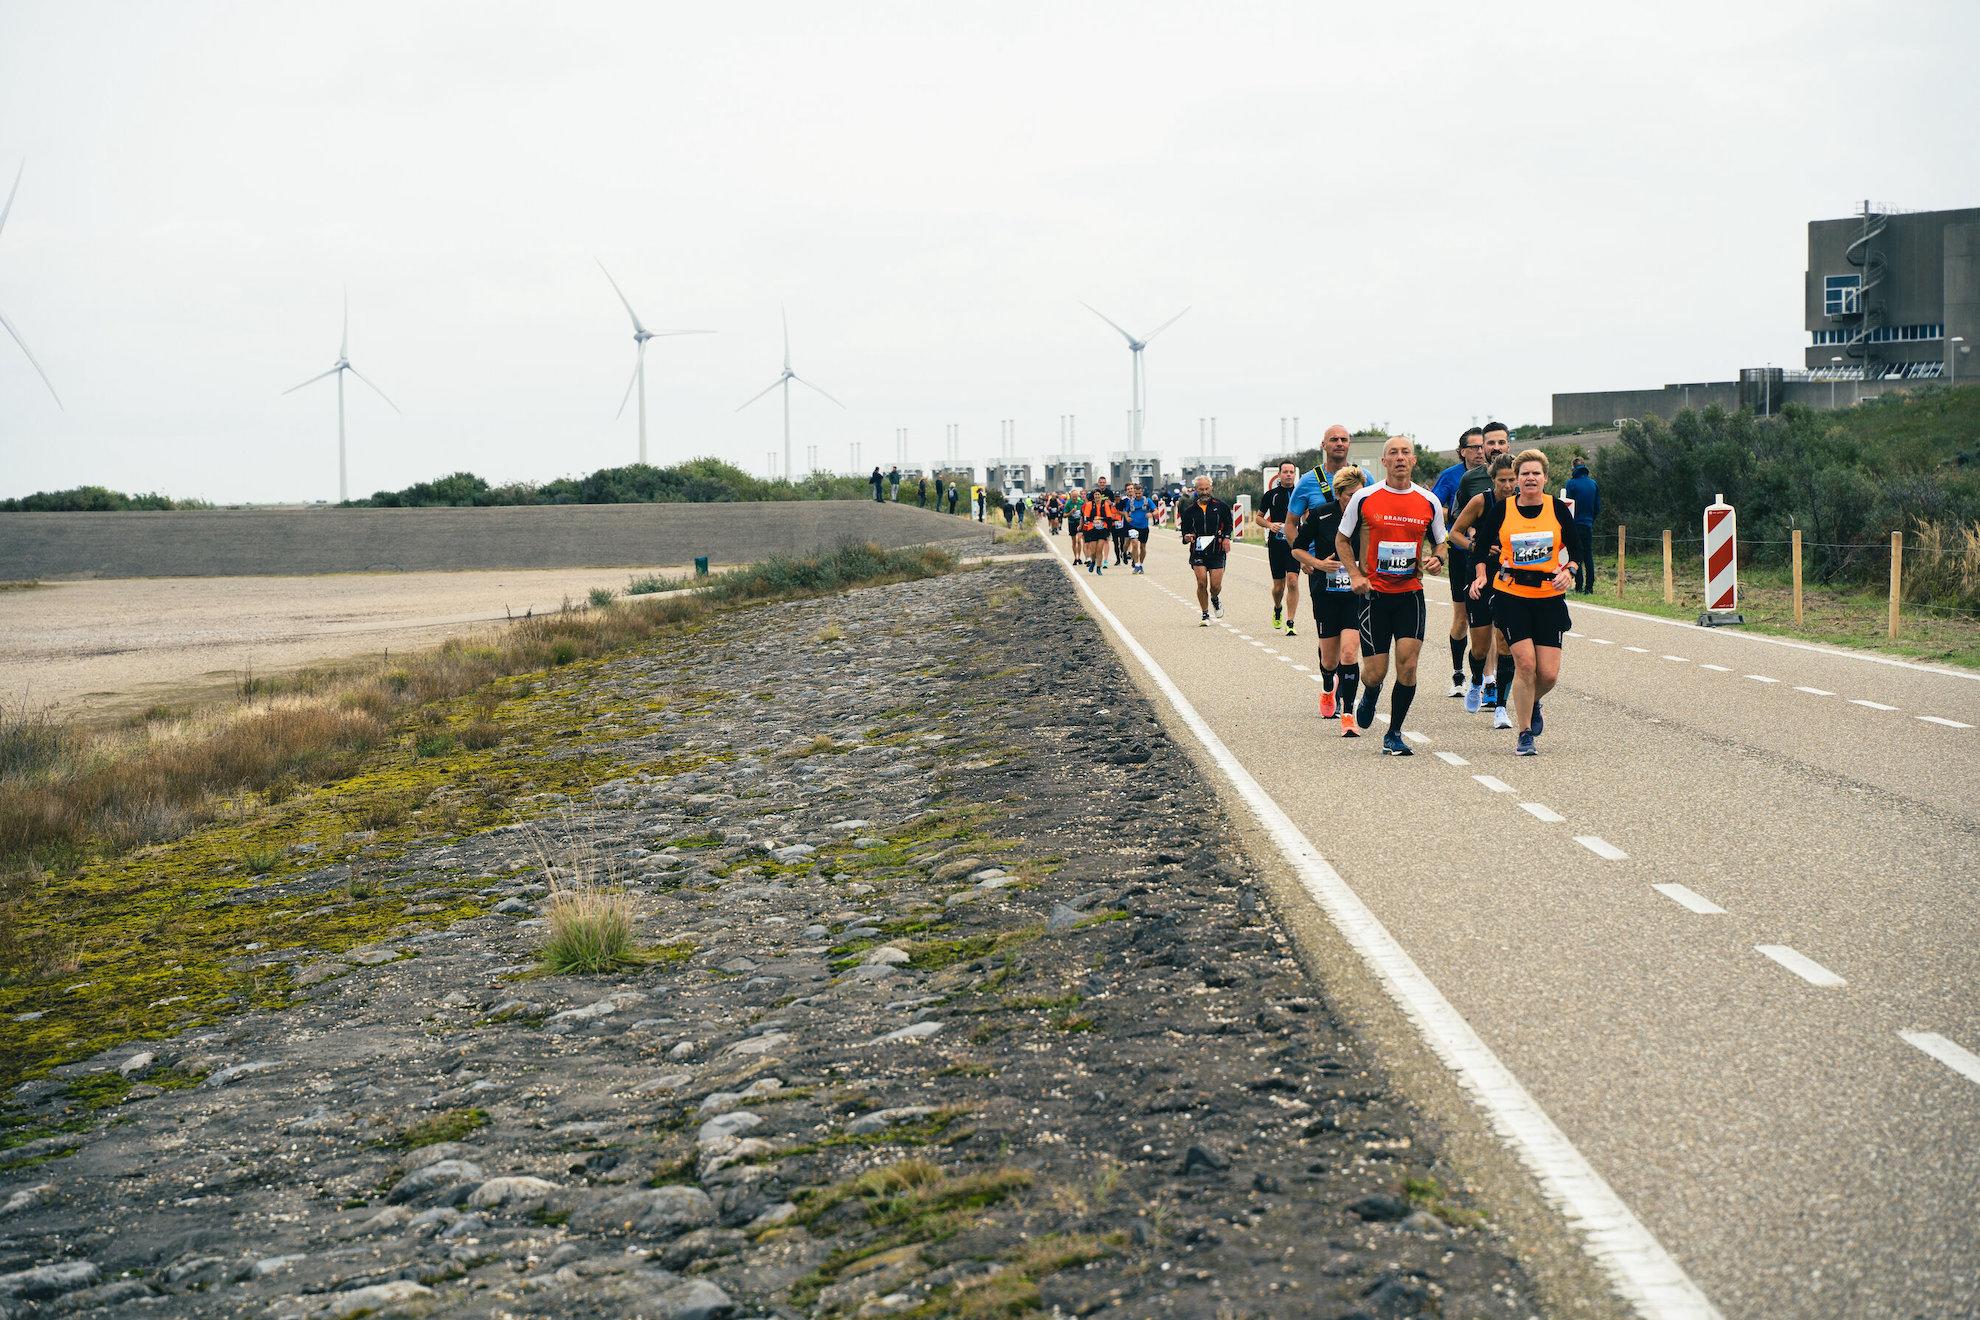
[0,561,1539,1318]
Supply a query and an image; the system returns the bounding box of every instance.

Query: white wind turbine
[0,161,62,409]
[735,308,843,480]
[1082,302,1188,454]
[281,293,400,503]
[597,259,712,465]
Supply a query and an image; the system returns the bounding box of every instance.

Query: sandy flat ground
[0,566,693,722]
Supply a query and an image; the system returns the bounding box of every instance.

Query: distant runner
[1432,427,1484,697]
[1081,481,1119,575]
[1121,482,1157,573]
[1335,436,1448,756]
[1257,460,1302,636]
[1179,474,1233,625]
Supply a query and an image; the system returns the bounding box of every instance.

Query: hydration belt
[1499,565,1554,588]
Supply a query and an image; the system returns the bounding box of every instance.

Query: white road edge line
[1898,1031,1980,1087]
[1518,802,1566,823]
[1755,944,1846,988]
[1573,836,1629,861]
[1652,883,1726,915]
[1044,531,1721,1319]
[1917,715,1973,728]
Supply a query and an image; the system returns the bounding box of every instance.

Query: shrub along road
[0,560,1537,1318]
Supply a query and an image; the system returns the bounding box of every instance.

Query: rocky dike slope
[0,558,1540,1319]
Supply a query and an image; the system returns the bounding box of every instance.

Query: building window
[1824,274,1860,317]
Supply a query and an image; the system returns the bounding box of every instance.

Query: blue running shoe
[1515,731,1537,756]
[1381,732,1412,756]
[1530,700,1544,736]
[1480,682,1498,710]
[1464,683,1482,714]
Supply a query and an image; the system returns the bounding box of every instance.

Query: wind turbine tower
[1082,303,1188,453]
[736,308,844,480]
[282,293,400,503]
[0,161,62,409]
[597,259,711,465]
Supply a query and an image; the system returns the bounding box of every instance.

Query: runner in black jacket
[1178,475,1234,625]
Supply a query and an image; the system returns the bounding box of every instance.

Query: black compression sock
[1496,655,1515,696]
[1319,663,1336,692]
[1391,681,1416,730]
[1355,679,1381,728]
[1468,651,1487,684]
[1448,637,1466,680]
[1336,670,1359,716]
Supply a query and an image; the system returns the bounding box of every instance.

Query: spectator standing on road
[870,467,885,503]
[1562,461,1599,594]
[888,466,902,501]
[933,475,945,509]
[916,476,928,508]
[947,483,960,515]
[1002,492,1016,527]
[973,485,987,521]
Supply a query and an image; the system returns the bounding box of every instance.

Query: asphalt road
[1043,523,1980,1320]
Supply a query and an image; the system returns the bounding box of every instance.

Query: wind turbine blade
[1081,302,1138,346]
[614,348,641,420]
[645,329,715,338]
[0,305,63,409]
[791,373,845,408]
[340,289,349,359]
[734,376,785,411]
[346,364,402,414]
[595,258,647,335]
[0,161,22,240]
[281,364,341,395]
[781,306,790,371]
[1142,306,1191,343]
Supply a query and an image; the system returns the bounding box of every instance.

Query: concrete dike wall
[0,500,994,579]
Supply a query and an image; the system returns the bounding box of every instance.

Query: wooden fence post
[1662,529,1674,604]
[1888,530,1903,639]
[1616,525,1627,598]
[1791,530,1803,626]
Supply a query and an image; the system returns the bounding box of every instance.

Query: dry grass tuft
[530,825,641,976]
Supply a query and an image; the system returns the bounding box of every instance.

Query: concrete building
[1044,458,1097,489]
[1178,456,1238,483]
[1108,452,1164,492]
[1554,203,1978,427]
[989,460,1034,493]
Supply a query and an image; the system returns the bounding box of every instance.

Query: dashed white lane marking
[1291,663,1309,672]
[1794,686,1834,697]
[1276,655,1296,665]
[1043,534,1721,1319]
[1624,645,1649,653]
[1573,836,1629,861]
[1662,655,1688,662]
[1402,730,1430,745]
[1433,751,1469,766]
[1917,715,1973,728]
[1755,944,1846,988]
[1566,630,1583,638]
[1700,664,1731,672]
[1743,674,1779,684]
[1237,632,1253,640]
[1587,638,1614,646]
[1850,699,1900,711]
[1653,883,1727,915]
[1473,774,1514,793]
[1518,802,1566,823]
[1899,1031,1980,1087]
[1309,673,1325,683]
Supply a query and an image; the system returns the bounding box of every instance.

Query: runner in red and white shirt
[1334,435,1449,756]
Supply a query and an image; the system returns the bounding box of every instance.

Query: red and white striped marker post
[1699,493,1745,627]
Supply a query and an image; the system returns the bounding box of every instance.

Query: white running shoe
[1446,678,1465,697]
[1493,705,1514,730]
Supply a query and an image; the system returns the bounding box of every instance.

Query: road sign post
[1888,531,1903,639]
[1699,494,1744,627]
[1791,530,1803,626]
[1662,529,1674,604]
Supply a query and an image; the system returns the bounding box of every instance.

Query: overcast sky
[1,1,1974,502]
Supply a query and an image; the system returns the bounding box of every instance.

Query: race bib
[1127,529,1140,541]
[1111,519,1124,529]
[1194,535,1217,551]
[1510,530,1556,568]
[1377,540,1418,576]
[1328,566,1352,591]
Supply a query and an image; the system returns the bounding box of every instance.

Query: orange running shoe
[1319,688,1337,719]
[1339,713,1358,738]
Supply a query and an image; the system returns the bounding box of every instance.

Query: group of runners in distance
[1039,420,1579,758]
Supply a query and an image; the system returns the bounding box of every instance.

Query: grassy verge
[1589,549,1980,669]
[0,542,955,1089]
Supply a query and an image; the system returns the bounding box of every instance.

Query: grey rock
[657,1227,747,1270]
[930,856,984,882]
[724,1031,790,1057]
[571,1185,717,1237]
[492,897,532,914]
[164,1254,228,1284]
[117,1051,157,1078]
[466,1176,562,1210]
[246,1254,307,1280]
[801,924,829,938]
[349,1205,414,1236]
[0,1185,54,1217]
[848,963,899,982]
[1401,1209,1448,1234]
[0,1261,99,1300]
[696,1111,763,1145]
[1347,1192,1412,1222]
[772,844,815,861]
[294,961,349,987]
[847,1105,937,1136]
[386,1158,484,1205]
[747,1200,798,1230]
[1179,1144,1230,1175]
[1047,903,1084,932]
[870,1021,943,1043]
[628,1070,697,1096]
[203,1059,279,1088]
[863,945,910,966]
[842,925,882,938]
[310,1280,434,1318]
[667,1040,697,1060]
